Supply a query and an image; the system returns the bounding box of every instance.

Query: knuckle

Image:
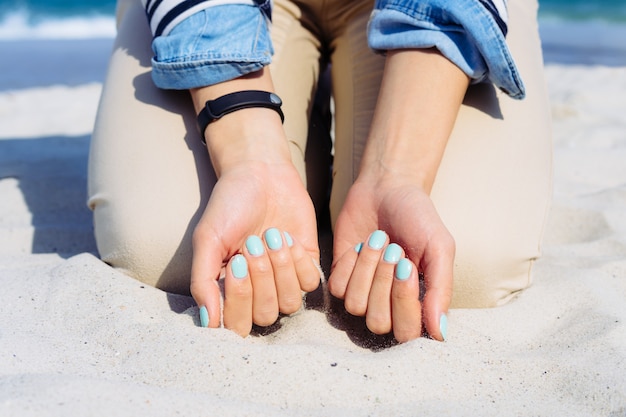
[394,328,421,343]
[249,259,272,275]
[360,255,383,272]
[189,281,202,299]
[190,279,217,300]
[300,276,321,292]
[392,286,419,302]
[299,267,321,292]
[268,251,292,270]
[373,270,394,285]
[366,315,392,335]
[191,226,210,247]
[436,233,456,255]
[279,295,303,315]
[253,310,279,327]
[228,282,252,299]
[344,297,367,317]
[254,293,279,317]
[327,278,344,298]
[290,248,307,264]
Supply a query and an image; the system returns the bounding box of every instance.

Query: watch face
[269,93,282,105]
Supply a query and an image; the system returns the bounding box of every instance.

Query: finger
[366,243,403,335]
[391,258,422,343]
[190,231,225,329]
[223,254,253,337]
[328,242,362,299]
[264,228,302,315]
[344,230,389,316]
[244,235,279,327]
[284,231,322,292]
[420,238,455,342]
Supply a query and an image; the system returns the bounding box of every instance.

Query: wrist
[204,108,292,176]
[189,69,292,176]
[358,135,442,194]
[197,91,284,144]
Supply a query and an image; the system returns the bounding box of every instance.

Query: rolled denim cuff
[368,0,525,99]
[150,5,273,90]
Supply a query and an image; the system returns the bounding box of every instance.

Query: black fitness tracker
[197,90,284,144]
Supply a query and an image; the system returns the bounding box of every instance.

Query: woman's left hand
[329,177,454,343]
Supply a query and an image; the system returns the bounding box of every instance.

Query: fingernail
[199,306,209,328]
[245,235,264,256]
[383,243,402,263]
[395,258,412,280]
[354,242,363,253]
[284,231,294,247]
[439,313,448,342]
[368,230,387,250]
[231,254,248,279]
[265,228,283,250]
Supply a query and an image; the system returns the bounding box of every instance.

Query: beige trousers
[88,0,552,307]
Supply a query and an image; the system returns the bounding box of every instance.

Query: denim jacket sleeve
[368,0,525,99]
[142,0,274,90]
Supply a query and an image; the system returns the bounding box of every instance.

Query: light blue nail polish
[265,228,283,250]
[383,243,402,263]
[368,230,386,250]
[199,306,209,328]
[440,313,448,342]
[284,231,294,247]
[231,254,248,279]
[354,242,363,253]
[245,235,264,256]
[395,258,412,280]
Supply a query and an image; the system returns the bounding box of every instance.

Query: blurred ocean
[0,0,117,90]
[0,0,117,39]
[539,0,626,21]
[537,0,626,65]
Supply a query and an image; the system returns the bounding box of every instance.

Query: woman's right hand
[190,157,321,337]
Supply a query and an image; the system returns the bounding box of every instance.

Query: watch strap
[197,90,284,144]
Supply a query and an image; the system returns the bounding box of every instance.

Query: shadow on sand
[0,135,98,256]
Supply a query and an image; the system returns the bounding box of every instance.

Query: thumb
[421,251,454,342]
[190,232,226,329]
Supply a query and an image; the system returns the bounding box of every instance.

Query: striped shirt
[142,0,271,37]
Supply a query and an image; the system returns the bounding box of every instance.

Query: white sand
[1,64,626,415]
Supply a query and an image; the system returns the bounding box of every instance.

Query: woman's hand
[329,177,454,342]
[191,159,320,337]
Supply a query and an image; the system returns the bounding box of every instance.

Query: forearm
[359,48,470,193]
[189,68,292,177]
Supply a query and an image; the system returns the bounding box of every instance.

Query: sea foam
[0,9,116,40]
